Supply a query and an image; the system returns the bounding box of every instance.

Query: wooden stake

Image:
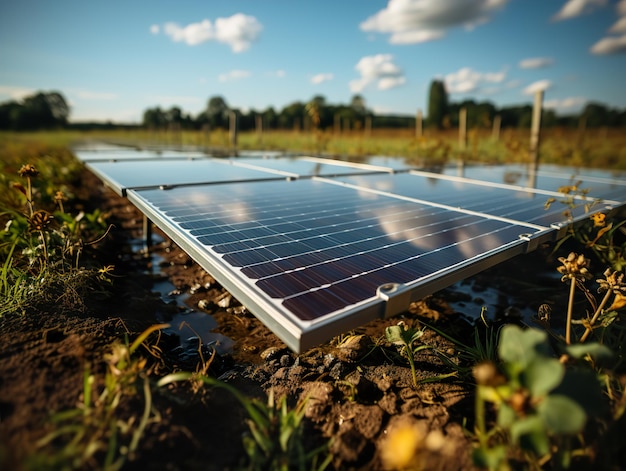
[459,108,467,151]
[416,109,423,138]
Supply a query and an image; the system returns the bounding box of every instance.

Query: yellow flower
[608,292,626,311]
[590,212,606,227]
[557,252,592,282]
[381,422,424,470]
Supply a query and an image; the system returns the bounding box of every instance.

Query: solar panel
[76,148,626,351]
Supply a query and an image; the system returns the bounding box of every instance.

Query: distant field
[2,127,625,169]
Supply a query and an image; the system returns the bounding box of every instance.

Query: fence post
[365,116,372,137]
[527,90,543,188]
[416,109,423,138]
[529,90,543,167]
[229,110,238,153]
[256,114,263,137]
[459,108,467,151]
[492,115,501,141]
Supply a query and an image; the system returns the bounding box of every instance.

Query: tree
[350,94,367,116]
[43,91,70,125]
[427,80,448,129]
[206,96,229,129]
[305,95,326,129]
[0,91,70,130]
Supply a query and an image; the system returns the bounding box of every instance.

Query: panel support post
[143,215,153,253]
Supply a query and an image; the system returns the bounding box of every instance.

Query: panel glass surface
[333,173,595,227]
[131,178,538,322]
[75,149,208,162]
[85,159,294,194]
[442,164,626,202]
[227,156,398,176]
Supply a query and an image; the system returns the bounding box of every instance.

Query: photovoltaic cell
[76,148,626,351]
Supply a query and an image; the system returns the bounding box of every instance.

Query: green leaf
[538,395,586,435]
[522,358,564,398]
[498,325,549,368]
[566,342,613,361]
[385,325,405,344]
[497,403,516,428]
[509,415,549,456]
[472,445,507,469]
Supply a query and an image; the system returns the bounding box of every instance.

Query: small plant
[546,181,626,272]
[158,372,332,471]
[555,252,626,347]
[32,324,168,470]
[424,307,501,379]
[472,325,609,470]
[1,162,112,315]
[385,322,431,388]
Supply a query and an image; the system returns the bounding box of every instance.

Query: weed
[1,157,112,316]
[31,324,168,470]
[472,325,609,470]
[385,322,431,388]
[158,372,332,471]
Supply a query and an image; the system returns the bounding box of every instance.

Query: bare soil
[0,168,589,470]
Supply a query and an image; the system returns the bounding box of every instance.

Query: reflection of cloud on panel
[376,209,503,260]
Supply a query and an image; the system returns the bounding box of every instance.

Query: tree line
[0,91,70,130]
[143,84,626,133]
[1,86,625,131]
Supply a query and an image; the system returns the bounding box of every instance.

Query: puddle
[126,232,235,357]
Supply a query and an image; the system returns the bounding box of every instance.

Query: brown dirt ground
[2,167,618,470]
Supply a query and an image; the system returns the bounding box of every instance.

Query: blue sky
[1,0,624,123]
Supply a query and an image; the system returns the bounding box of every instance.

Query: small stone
[329,362,347,379]
[197,299,210,310]
[217,294,232,308]
[279,354,293,367]
[260,346,283,362]
[323,353,336,369]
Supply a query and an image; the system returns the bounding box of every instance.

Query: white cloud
[218,69,251,82]
[610,15,626,33]
[157,13,262,52]
[378,76,407,89]
[349,54,406,93]
[523,79,552,95]
[591,34,626,53]
[214,14,263,52]
[0,85,35,101]
[310,73,334,84]
[590,1,626,53]
[444,67,506,94]
[518,57,554,69]
[544,96,586,111]
[360,0,508,44]
[272,69,286,78]
[552,0,607,21]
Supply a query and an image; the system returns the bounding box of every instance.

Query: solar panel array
[75,147,626,351]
